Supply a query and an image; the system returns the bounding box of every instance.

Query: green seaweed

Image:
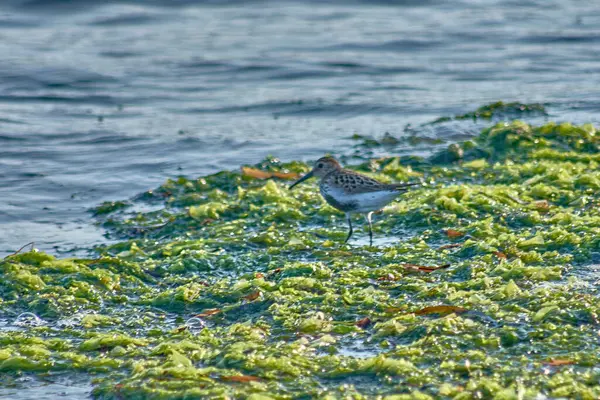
[92,201,131,216]
[1,120,600,399]
[427,101,548,125]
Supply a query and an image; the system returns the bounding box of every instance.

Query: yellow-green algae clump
[1,119,600,399]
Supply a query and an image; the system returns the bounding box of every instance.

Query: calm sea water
[1,0,600,257]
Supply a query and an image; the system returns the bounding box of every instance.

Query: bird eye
[317,163,324,168]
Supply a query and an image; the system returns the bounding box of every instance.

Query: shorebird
[289,156,416,245]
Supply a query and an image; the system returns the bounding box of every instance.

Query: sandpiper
[289,156,416,245]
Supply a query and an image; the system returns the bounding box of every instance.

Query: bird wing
[333,169,414,194]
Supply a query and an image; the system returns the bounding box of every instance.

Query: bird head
[289,156,341,189]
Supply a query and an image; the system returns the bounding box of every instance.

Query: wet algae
[1,118,600,399]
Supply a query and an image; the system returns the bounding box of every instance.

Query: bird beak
[289,170,314,190]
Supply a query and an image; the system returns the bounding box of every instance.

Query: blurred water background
[1,0,600,257]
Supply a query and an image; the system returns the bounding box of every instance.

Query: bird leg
[366,212,373,246]
[344,213,353,243]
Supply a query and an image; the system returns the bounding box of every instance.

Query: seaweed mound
[1,120,599,399]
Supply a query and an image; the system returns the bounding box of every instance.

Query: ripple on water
[88,12,167,27]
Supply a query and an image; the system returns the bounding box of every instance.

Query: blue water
[1,0,600,257]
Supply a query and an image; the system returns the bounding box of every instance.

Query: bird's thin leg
[344,213,353,243]
[366,212,373,246]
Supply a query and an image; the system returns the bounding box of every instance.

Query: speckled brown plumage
[323,169,408,194]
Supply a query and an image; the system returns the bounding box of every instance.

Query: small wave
[0,67,118,91]
[89,12,165,27]
[327,39,445,52]
[522,34,600,44]
[68,133,147,145]
[176,59,231,70]
[0,94,117,105]
[181,99,406,117]
[99,50,143,58]
[320,61,365,69]
[173,60,287,79]
[0,17,38,28]
[266,69,338,80]
[0,118,27,125]
[233,64,280,73]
